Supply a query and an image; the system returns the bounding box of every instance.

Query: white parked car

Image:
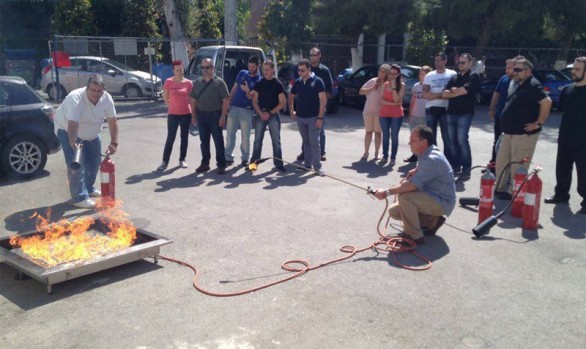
[41,56,162,100]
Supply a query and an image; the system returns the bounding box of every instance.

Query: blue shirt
[494,75,511,119]
[231,70,262,108]
[290,75,325,118]
[411,145,456,215]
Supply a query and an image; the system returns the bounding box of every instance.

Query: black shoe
[276,166,287,172]
[226,160,234,166]
[496,191,512,200]
[544,195,569,204]
[241,160,248,167]
[216,166,226,175]
[195,164,210,173]
[403,154,417,163]
[422,216,446,236]
[457,172,471,181]
[296,153,304,161]
[321,155,327,161]
[396,232,425,245]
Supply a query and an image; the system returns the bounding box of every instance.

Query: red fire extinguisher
[511,167,528,217]
[100,153,115,207]
[522,172,542,230]
[478,170,496,224]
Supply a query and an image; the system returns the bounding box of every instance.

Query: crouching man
[374,125,456,244]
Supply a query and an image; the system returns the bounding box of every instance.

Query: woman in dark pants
[157,60,193,171]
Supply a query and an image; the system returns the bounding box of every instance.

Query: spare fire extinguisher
[100,152,115,206]
[511,167,528,217]
[478,170,496,224]
[522,171,542,230]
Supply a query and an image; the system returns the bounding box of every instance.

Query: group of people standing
[158,47,334,176]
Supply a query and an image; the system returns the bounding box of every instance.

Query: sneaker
[73,198,96,209]
[276,166,287,173]
[156,161,168,171]
[321,155,327,161]
[241,160,249,167]
[296,153,304,161]
[315,168,326,177]
[195,164,210,173]
[403,154,417,163]
[89,190,101,198]
[457,172,471,181]
[422,216,446,236]
[389,159,396,166]
[216,166,226,175]
[378,157,388,164]
[179,161,188,168]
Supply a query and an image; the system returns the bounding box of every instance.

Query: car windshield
[535,70,571,82]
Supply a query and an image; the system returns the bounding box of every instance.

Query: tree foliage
[52,0,97,36]
[259,0,313,54]
[405,26,448,67]
[91,0,125,36]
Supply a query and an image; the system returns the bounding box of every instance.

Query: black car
[277,61,339,114]
[339,64,420,109]
[0,76,61,178]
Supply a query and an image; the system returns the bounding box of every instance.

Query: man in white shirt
[54,74,118,208]
[422,52,457,170]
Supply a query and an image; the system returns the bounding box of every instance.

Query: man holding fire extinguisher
[54,74,118,209]
[373,125,456,245]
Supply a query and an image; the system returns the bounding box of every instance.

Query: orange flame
[248,163,258,172]
[9,201,136,268]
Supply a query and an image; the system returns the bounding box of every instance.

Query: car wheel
[47,83,67,101]
[123,84,143,98]
[1,135,47,178]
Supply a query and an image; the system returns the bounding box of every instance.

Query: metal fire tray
[0,217,172,294]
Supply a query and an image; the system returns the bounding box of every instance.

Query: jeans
[299,118,325,156]
[296,116,321,170]
[57,128,101,203]
[225,106,253,162]
[380,117,403,160]
[250,113,283,168]
[447,113,474,173]
[197,110,226,167]
[162,114,190,163]
[426,107,454,166]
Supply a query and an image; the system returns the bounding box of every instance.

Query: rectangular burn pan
[0,217,172,294]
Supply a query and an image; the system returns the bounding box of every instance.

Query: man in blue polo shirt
[225,56,262,167]
[289,59,326,175]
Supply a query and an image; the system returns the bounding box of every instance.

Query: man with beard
[495,58,552,199]
[225,56,261,167]
[544,57,586,214]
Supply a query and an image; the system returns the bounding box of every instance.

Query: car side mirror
[107,69,117,77]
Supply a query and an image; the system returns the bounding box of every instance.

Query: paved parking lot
[1,100,585,349]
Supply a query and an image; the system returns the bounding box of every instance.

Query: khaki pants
[389,192,445,239]
[495,133,540,192]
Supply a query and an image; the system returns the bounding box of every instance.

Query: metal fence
[43,35,585,101]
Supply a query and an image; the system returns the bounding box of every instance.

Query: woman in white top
[359,64,391,160]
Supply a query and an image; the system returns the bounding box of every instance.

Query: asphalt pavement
[1,100,585,349]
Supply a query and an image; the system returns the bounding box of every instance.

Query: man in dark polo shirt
[441,52,481,180]
[544,57,586,214]
[296,47,333,162]
[189,58,229,174]
[250,60,287,172]
[289,59,326,175]
[495,58,551,198]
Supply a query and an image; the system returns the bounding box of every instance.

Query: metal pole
[148,41,154,99]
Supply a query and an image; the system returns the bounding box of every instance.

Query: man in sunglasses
[544,57,586,214]
[296,47,333,162]
[440,53,481,181]
[189,58,229,174]
[495,58,552,199]
[289,59,327,175]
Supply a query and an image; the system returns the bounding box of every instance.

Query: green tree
[91,0,125,36]
[542,0,586,63]
[259,0,313,56]
[405,27,448,67]
[52,0,97,36]
[122,0,162,69]
[212,0,251,40]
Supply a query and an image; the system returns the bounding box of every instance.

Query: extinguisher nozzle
[459,197,480,207]
[473,216,498,237]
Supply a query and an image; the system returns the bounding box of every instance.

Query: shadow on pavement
[0,170,51,188]
[0,260,161,310]
[3,201,91,234]
[342,159,390,179]
[552,204,586,240]
[126,167,181,185]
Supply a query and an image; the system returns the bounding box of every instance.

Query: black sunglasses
[201,66,213,70]
[513,67,528,73]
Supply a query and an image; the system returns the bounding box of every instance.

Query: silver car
[41,56,162,100]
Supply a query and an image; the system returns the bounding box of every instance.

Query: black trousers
[490,117,502,163]
[554,141,586,207]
